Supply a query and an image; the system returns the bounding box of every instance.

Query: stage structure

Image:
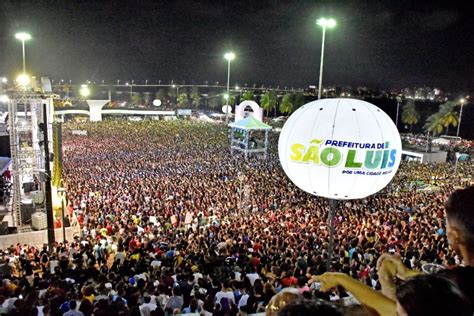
[6,89,54,233]
[229,116,271,159]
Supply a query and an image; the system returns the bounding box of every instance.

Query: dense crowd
[0,120,472,316]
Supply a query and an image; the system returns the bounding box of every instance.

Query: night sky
[0,0,472,92]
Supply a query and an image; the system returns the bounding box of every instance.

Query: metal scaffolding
[7,91,53,231]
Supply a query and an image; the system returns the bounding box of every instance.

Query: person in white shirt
[233,266,242,281]
[139,295,157,316]
[192,266,203,284]
[246,267,260,286]
[214,280,235,307]
[155,284,169,310]
[237,286,249,311]
[49,256,59,274]
[150,257,161,271]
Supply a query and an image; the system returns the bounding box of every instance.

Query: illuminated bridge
[54,101,176,121]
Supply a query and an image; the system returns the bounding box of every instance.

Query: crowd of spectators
[0,120,472,316]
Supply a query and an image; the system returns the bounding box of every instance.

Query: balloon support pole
[326,199,336,271]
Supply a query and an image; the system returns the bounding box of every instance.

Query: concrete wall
[0,227,79,249]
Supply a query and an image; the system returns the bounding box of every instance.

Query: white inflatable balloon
[222,104,232,114]
[278,98,402,200]
[153,99,162,107]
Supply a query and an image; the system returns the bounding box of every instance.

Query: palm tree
[191,86,201,108]
[241,90,254,101]
[260,91,272,119]
[438,101,458,134]
[279,93,294,115]
[268,90,277,117]
[177,93,189,108]
[424,113,445,136]
[294,92,305,111]
[424,112,444,153]
[131,93,142,106]
[208,91,222,109]
[401,100,420,131]
[229,95,236,107]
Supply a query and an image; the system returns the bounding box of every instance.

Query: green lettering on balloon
[320,147,341,167]
[364,150,382,169]
[381,149,390,169]
[344,149,362,168]
[302,145,320,164]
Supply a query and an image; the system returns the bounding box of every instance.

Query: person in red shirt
[253,240,262,253]
[251,254,261,267]
[106,224,113,235]
[77,213,84,228]
[281,270,298,288]
[3,169,11,181]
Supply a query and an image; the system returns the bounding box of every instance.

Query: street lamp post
[15,32,32,74]
[224,52,236,123]
[316,18,336,100]
[456,98,465,138]
[57,187,67,243]
[395,95,402,128]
